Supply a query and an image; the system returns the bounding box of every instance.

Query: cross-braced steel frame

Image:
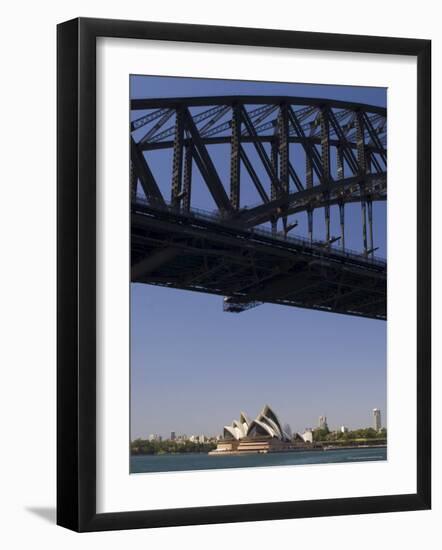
[130,96,387,319]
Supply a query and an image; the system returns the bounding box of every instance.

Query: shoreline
[209,444,387,456]
[131,443,387,458]
[322,444,386,451]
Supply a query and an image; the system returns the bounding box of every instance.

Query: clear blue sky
[130,75,387,439]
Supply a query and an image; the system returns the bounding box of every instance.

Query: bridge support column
[230,104,241,210]
[361,195,368,256]
[325,204,331,245]
[171,108,184,208]
[337,144,344,180]
[368,199,374,255]
[308,209,313,245]
[182,144,192,212]
[271,139,278,235]
[321,107,331,246]
[306,154,313,245]
[356,111,368,256]
[130,161,137,201]
[339,202,345,251]
[337,146,345,250]
[278,103,289,238]
[365,149,374,256]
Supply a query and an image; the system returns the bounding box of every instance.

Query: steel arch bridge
[130,96,387,320]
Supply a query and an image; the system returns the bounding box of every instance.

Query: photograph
[129,75,387,475]
[53,11,431,535]
[0,1,433,541]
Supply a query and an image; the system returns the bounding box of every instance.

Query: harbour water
[130,446,386,474]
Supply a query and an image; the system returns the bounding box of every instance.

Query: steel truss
[130,96,387,319]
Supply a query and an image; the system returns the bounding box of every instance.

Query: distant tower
[373,408,381,431]
[319,416,328,430]
[170,431,176,441]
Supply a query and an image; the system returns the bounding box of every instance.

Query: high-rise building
[170,431,176,441]
[373,408,381,431]
[318,416,328,430]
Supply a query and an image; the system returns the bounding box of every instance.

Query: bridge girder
[130,95,387,319]
[131,203,386,320]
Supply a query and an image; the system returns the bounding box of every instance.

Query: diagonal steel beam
[130,137,165,206]
[240,106,284,196]
[288,107,324,180]
[199,105,230,134]
[130,107,169,132]
[239,146,269,203]
[139,109,174,143]
[362,112,387,164]
[289,162,304,192]
[369,151,383,174]
[328,108,360,174]
[182,108,233,212]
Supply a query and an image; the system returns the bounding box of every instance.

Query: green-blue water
[130,446,386,474]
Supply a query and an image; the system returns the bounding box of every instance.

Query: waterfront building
[341,426,349,433]
[319,416,328,430]
[148,433,161,442]
[210,405,298,455]
[373,408,381,431]
[170,431,176,441]
[301,429,314,443]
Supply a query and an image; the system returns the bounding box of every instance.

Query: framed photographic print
[57,17,431,532]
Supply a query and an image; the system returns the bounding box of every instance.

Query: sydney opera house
[210,405,304,455]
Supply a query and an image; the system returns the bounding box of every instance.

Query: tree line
[312,427,387,442]
[131,438,217,455]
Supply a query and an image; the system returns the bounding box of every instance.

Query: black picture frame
[57,17,431,532]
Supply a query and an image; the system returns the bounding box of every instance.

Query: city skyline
[132,400,384,440]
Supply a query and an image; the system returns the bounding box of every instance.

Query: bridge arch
[131,95,386,256]
[130,96,386,319]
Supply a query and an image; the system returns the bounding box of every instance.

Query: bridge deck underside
[131,206,386,320]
